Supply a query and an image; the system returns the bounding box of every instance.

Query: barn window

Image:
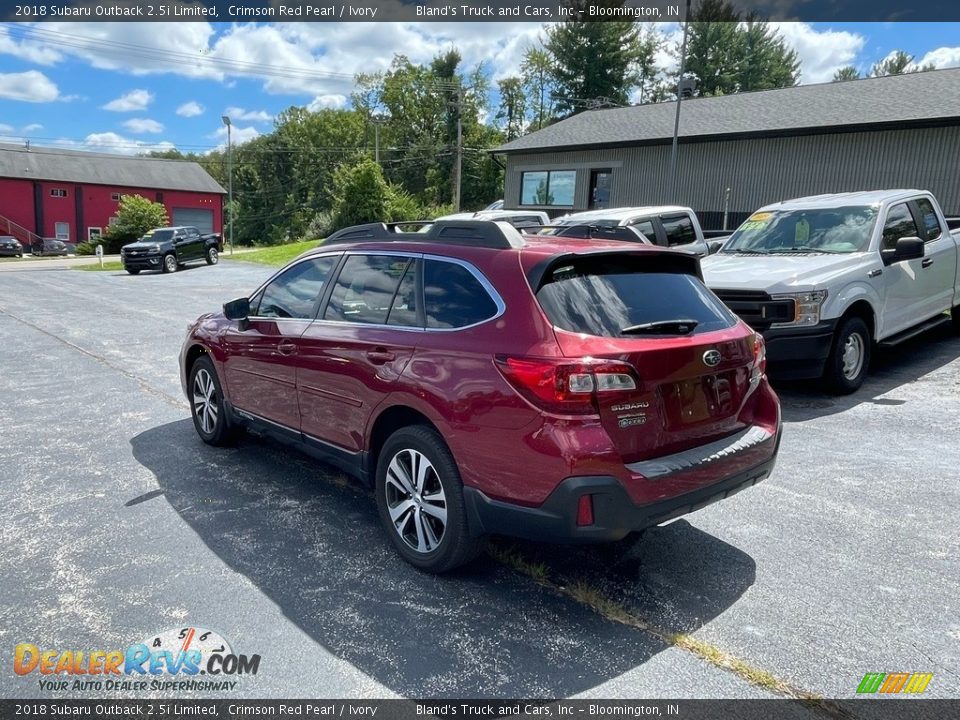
[50,188,67,198]
[111,193,122,201]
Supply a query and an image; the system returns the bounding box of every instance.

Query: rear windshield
[535,258,737,337]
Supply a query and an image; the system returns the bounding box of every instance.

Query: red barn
[0,143,225,248]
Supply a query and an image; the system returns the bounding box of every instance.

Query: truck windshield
[148,230,175,242]
[722,206,878,254]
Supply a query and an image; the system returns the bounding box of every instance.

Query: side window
[386,261,419,327]
[661,214,697,246]
[424,260,499,329]
[253,256,337,319]
[913,198,942,241]
[882,203,920,250]
[629,219,657,243]
[325,255,410,325]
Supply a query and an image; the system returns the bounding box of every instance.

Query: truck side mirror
[881,236,924,266]
[707,239,726,255]
[223,297,250,321]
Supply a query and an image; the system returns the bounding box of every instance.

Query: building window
[88,228,102,242]
[54,222,69,241]
[520,170,575,207]
[50,188,67,198]
[111,193,122,201]
[588,169,612,209]
[108,216,119,227]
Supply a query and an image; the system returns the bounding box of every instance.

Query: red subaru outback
[180,220,781,572]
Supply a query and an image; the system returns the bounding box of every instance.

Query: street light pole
[668,0,692,200]
[221,115,234,256]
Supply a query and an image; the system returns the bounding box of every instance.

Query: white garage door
[172,208,214,234]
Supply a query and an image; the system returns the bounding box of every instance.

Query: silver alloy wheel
[208,248,218,264]
[164,254,177,272]
[192,368,219,435]
[384,448,448,554]
[841,332,865,380]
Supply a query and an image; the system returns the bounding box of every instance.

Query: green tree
[870,50,935,77]
[737,21,799,92]
[330,159,392,230]
[832,66,860,82]
[545,1,640,115]
[103,194,168,251]
[496,76,527,141]
[635,25,665,104]
[521,46,555,130]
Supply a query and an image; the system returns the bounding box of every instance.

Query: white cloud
[122,118,165,134]
[22,123,43,133]
[0,123,13,133]
[773,23,865,84]
[915,47,960,69]
[224,106,273,123]
[0,70,61,103]
[82,132,175,155]
[0,26,63,66]
[209,124,260,152]
[176,101,205,117]
[102,88,154,112]
[307,95,347,111]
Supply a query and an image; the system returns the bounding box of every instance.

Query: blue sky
[1,21,959,155]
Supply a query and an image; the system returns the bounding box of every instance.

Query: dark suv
[180,220,781,572]
[121,226,221,275]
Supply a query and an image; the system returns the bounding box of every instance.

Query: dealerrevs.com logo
[14,627,261,692]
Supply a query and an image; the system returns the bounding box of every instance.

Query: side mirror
[881,236,924,266]
[707,239,726,255]
[223,297,250,320]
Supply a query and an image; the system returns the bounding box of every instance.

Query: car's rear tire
[823,316,871,395]
[162,254,178,273]
[375,425,485,573]
[952,304,960,333]
[189,355,235,446]
[126,268,140,275]
[205,247,219,265]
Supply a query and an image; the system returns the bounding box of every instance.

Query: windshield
[722,206,878,254]
[144,230,175,242]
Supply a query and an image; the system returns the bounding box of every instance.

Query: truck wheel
[126,268,140,275]
[823,316,871,395]
[375,425,485,573]
[205,247,219,265]
[162,254,178,273]
[952,304,960,333]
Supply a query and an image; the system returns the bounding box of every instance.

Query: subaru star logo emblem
[703,350,722,367]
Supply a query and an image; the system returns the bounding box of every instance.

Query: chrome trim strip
[627,425,773,480]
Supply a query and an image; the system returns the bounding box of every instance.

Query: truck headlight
[772,290,827,327]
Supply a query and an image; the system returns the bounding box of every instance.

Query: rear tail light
[494,356,638,415]
[748,332,767,378]
[576,495,595,526]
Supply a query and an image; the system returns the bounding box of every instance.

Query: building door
[172,208,214,234]
[588,169,612,209]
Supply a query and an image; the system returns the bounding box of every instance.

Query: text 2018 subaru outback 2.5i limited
[180,220,782,572]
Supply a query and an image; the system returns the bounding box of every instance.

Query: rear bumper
[464,425,781,543]
[762,320,837,379]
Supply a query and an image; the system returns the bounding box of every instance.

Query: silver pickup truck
[702,190,960,393]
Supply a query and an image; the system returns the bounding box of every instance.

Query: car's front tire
[205,247,219,265]
[126,268,140,275]
[162,254,178,273]
[189,355,235,446]
[823,316,871,394]
[952,304,960,333]
[375,425,485,573]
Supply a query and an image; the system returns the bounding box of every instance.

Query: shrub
[330,159,391,230]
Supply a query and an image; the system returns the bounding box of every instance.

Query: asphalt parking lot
[1,262,958,705]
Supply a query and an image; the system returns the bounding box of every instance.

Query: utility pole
[453,85,463,212]
[374,122,380,164]
[221,115,234,256]
[669,0,693,200]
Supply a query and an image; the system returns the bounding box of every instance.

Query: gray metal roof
[0,143,225,193]
[496,68,960,154]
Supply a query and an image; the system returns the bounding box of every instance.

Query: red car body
[180,222,781,553]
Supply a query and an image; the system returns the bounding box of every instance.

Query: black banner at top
[0,0,958,23]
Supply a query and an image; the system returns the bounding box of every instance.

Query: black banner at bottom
[0,700,957,720]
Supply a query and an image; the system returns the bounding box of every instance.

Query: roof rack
[324,219,525,249]
[524,224,650,243]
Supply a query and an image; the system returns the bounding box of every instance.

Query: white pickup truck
[701,190,960,393]
[550,206,713,257]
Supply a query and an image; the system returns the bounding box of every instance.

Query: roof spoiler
[324,220,525,249]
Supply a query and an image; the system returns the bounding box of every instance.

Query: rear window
[535,258,736,337]
[661,214,697,246]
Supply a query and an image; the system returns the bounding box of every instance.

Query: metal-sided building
[494,68,960,230]
[0,143,225,248]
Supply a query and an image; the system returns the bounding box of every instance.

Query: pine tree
[832,66,860,82]
[870,50,935,77]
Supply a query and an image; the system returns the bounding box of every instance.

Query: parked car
[180,219,781,572]
[32,238,69,256]
[484,199,504,211]
[548,206,712,256]
[120,226,221,275]
[435,209,549,232]
[702,190,960,393]
[0,236,22,257]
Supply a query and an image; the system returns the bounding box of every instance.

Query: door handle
[921,258,934,268]
[366,348,396,365]
[277,340,297,356]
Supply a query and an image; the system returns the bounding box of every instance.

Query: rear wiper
[621,319,699,335]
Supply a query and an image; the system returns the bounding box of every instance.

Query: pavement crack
[0,304,188,411]
[488,544,857,719]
